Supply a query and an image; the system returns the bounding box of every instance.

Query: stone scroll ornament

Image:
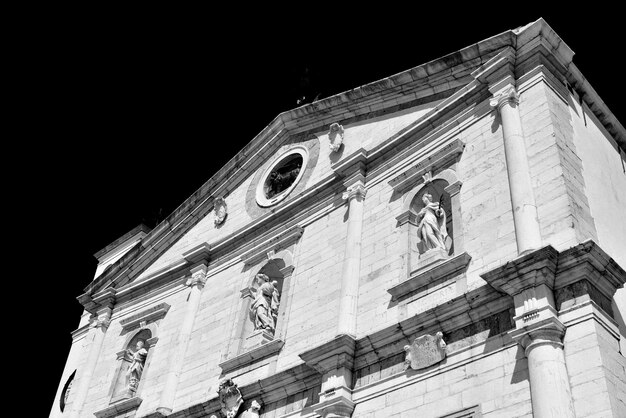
[404,332,447,370]
[218,378,244,418]
[328,122,344,152]
[214,197,228,226]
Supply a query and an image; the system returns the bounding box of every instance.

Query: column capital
[489,84,519,111]
[90,310,112,330]
[510,316,566,355]
[186,264,208,289]
[342,182,367,202]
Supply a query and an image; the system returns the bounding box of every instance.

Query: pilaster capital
[314,397,355,418]
[489,84,519,111]
[90,311,112,330]
[510,317,566,356]
[186,264,208,289]
[342,182,367,202]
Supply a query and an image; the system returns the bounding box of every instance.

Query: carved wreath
[328,122,344,152]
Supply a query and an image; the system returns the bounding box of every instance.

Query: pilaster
[156,263,208,416]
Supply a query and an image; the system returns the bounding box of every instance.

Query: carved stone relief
[328,122,344,152]
[404,332,447,370]
[214,197,228,226]
[218,378,244,418]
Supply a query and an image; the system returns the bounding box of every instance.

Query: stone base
[412,248,449,274]
[244,329,274,352]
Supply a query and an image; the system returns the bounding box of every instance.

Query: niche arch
[396,168,464,277]
[220,249,296,373]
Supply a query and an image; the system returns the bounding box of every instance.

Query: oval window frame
[256,147,309,207]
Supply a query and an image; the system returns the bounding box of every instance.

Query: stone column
[156,264,207,415]
[69,309,111,418]
[481,246,575,418]
[490,85,542,255]
[512,318,575,417]
[337,180,366,338]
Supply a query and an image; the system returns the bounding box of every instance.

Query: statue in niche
[416,192,448,252]
[250,273,279,333]
[125,340,148,392]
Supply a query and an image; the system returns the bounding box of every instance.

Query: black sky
[32,8,624,416]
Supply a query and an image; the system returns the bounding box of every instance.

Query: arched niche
[396,169,464,278]
[224,250,295,364]
[109,325,158,403]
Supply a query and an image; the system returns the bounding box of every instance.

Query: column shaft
[337,183,366,338]
[525,337,575,417]
[492,86,542,254]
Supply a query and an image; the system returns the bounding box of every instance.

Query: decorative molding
[388,252,471,301]
[480,245,559,296]
[214,197,228,225]
[240,225,304,265]
[94,397,142,418]
[182,242,211,265]
[331,147,367,177]
[186,264,208,289]
[328,122,344,152]
[119,303,171,331]
[388,139,465,193]
[299,334,356,374]
[218,338,284,374]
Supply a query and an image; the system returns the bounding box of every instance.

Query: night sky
[34,8,623,416]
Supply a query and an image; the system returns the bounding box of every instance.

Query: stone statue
[416,192,448,252]
[250,274,278,332]
[126,340,148,391]
[270,280,280,324]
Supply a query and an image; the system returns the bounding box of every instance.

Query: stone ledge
[388,252,471,301]
[239,226,304,266]
[119,303,170,331]
[388,138,465,193]
[94,396,142,418]
[299,334,357,374]
[219,338,284,374]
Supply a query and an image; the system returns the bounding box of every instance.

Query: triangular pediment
[80,18,625,314]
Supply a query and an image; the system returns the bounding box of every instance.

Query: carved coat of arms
[218,378,243,418]
[404,332,447,370]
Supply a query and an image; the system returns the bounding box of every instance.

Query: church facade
[52,18,626,418]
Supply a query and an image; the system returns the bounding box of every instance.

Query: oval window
[256,148,308,207]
